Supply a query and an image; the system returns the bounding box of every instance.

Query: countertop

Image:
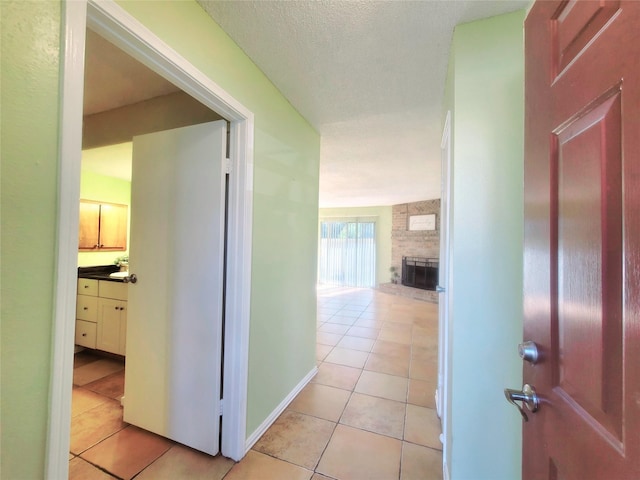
[78,265,126,282]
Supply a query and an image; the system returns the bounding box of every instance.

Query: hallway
[69,288,442,479]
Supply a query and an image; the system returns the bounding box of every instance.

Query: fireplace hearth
[402,257,439,291]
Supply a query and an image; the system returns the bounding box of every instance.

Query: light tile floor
[69,287,442,479]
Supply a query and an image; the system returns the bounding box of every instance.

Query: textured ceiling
[198,0,530,207]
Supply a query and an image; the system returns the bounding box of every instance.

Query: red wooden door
[524,1,640,479]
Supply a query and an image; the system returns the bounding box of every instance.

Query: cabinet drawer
[75,320,97,348]
[76,295,98,322]
[99,280,128,301]
[77,278,98,296]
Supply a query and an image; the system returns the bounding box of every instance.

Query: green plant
[114,255,129,266]
[389,266,400,284]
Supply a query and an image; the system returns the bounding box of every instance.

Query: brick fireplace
[382,199,440,303]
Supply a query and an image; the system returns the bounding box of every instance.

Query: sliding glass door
[318,220,376,287]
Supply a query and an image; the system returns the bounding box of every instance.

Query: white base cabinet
[75,278,127,355]
[96,297,127,355]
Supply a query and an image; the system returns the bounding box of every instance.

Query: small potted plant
[114,255,129,272]
[390,266,400,284]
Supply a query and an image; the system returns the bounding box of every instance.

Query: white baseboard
[244,366,318,453]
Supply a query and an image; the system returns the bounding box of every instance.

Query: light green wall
[78,170,132,267]
[1,1,320,477]
[319,206,393,286]
[444,10,525,480]
[1,2,62,478]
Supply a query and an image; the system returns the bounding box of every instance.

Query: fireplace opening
[402,257,438,291]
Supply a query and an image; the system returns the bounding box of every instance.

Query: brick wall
[391,199,440,278]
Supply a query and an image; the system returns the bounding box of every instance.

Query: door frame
[438,110,452,480]
[46,1,254,477]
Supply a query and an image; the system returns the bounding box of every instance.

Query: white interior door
[123,120,227,455]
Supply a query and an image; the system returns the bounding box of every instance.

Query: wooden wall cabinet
[79,200,128,251]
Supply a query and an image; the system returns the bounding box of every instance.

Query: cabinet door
[99,203,128,250]
[97,298,125,355]
[76,295,98,322]
[78,200,128,251]
[78,202,100,250]
[75,320,97,349]
[77,278,98,296]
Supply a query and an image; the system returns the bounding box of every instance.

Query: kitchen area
[75,144,133,358]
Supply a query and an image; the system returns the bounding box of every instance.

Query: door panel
[123,120,227,456]
[524,1,639,478]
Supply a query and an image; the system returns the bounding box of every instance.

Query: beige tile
[336,308,363,318]
[74,359,124,386]
[404,405,442,450]
[324,347,369,368]
[354,318,385,329]
[411,345,438,361]
[224,450,312,480]
[318,306,341,315]
[316,424,401,480]
[136,445,234,480]
[347,325,380,339]
[401,442,443,480]
[84,371,125,400]
[319,323,350,335]
[311,474,334,480]
[317,331,343,346]
[69,457,115,480]
[337,335,375,352]
[414,317,439,330]
[311,362,361,390]
[385,314,415,325]
[372,339,411,360]
[72,387,108,417]
[254,410,335,469]
[288,383,350,422]
[356,311,382,321]
[381,322,413,334]
[81,426,173,480]
[316,344,333,362]
[365,352,410,377]
[340,393,406,439]
[408,378,437,409]
[412,331,438,348]
[417,335,438,349]
[409,357,438,381]
[326,315,357,326]
[70,399,127,454]
[378,328,412,345]
[355,370,408,402]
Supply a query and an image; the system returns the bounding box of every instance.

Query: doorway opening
[48,1,254,477]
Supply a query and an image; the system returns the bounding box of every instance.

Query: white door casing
[438,110,452,479]
[48,2,254,477]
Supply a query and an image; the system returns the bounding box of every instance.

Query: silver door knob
[123,273,137,284]
[518,341,539,364]
[504,384,539,422]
